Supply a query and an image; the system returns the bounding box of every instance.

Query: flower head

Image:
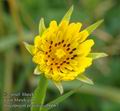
[32,20,94,82]
[24,6,107,94]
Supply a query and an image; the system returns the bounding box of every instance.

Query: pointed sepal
[88,53,108,60]
[34,66,41,75]
[54,82,64,94]
[77,74,94,85]
[23,42,34,55]
[85,19,104,34]
[39,18,46,36]
[61,5,74,22]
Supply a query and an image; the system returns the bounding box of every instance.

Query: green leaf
[88,53,108,59]
[31,75,48,111]
[34,66,42,75]
[54,82,63,94]
[23,42,34,55]
[39,18,46,36]
[85,19,104,34]
[61,5,73,22]
[42,88,78,111]
[77,74,94,85]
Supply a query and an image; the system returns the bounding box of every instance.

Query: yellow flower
[24,6,107,94]
[33,20,94,82]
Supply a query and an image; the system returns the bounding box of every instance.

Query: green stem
[31,75,48,111]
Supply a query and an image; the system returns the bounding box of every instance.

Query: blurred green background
[0,0,120,111]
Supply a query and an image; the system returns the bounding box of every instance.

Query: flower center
[55,48,66,59]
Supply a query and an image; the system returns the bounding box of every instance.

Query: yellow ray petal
[34,35,42,47]
[49,20,58,32]
[78,30,89,43]
[77,39,94,56]
[32,52,45,64]
[77,57,92,68]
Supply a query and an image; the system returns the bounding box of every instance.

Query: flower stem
[31,75,48,111]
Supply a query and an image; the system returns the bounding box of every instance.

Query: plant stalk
[31,75,48,111]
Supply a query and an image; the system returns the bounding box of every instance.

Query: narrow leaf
[54,82,63,94]
[34,66,42,75]
[39,18,46,36]
[61,5,73,22]
[42,88,78,111]
[77,75,94,85]
[23,42,34,55]
[49,81,120,104]
[88,53,108,59]
[85,19,104,34]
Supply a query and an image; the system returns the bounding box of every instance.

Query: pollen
[55,48,66,59]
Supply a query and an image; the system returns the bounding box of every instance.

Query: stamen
[51,63,53,65]
[66,62,70,64]
[52,58,54,60]
[72,48,76,51]
[71,57,74,59]
[63,61,66,63]
[60,63,63,65]
[49,46,51,49]
[63,44,66,47]
[51,41,53,44]
[71,55,77,59]
[66,57,69,60]
[55,43,57,47]
[67,48,70,51]
[67,44,70,47]
[73,55,77,57]
[57,66,60,68]
[69,51,73,54]
[60,70,63,73]
[48,55,50,57]
[49,50,51,52]
[62,40,64,43]
[55,63,58,65]
[45,52,48,54]
[58,42,61,45]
